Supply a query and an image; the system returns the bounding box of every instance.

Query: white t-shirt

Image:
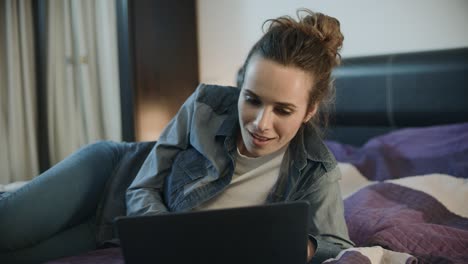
[194,146,287,211]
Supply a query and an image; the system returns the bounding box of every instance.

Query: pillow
[0,181,29,192]
[326,122,468,181]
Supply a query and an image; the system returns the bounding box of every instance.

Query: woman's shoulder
[301,124,338,170]
[195,83,240,114]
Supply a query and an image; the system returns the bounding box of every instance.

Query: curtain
[0,0,122,184]
[47,0,122,165]
[0,0,39,185]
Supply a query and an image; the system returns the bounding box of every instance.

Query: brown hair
[237,9,344,130]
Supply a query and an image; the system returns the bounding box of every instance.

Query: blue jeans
[0,141,123,264]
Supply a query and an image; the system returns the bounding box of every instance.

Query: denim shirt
[126,84,354,262]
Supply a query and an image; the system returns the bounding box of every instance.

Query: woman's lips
[249,132,273,146]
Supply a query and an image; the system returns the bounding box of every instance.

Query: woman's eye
[275,108,292,116]
[245,96,261,106]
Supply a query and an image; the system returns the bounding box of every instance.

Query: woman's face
[237,56,317,157]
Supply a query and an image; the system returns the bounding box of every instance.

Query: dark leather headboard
[326,48,468,146]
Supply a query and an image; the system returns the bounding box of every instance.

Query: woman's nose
[253,108,272,132]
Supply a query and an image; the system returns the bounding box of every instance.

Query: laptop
[115,201,310,264]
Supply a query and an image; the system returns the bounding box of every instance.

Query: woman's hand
[307,238,316,262]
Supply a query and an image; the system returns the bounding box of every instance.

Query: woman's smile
[237,55,316,157]
[249,131,275,146]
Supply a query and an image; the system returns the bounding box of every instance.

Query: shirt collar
[289,124,336,171]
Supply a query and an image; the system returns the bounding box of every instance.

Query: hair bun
[300,9,344,66]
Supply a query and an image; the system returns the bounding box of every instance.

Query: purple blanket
[344,182,468,263]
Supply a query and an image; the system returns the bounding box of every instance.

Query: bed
[45,48,468,263]
[322,47,468,263]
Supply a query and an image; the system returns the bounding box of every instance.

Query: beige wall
[197,0,468,86]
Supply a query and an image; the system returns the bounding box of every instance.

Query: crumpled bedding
[323,246,417,264]
[0,181,29,193]
[336,180,468,263]
[324,122,468,263]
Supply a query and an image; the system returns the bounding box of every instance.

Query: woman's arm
[302,166,354,263]
[125,87,199,216]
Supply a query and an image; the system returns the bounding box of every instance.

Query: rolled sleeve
[303,166,354,263]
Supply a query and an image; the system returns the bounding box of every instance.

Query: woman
[126,9,353,263]
[0,9,353,264]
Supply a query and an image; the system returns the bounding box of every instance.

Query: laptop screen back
[115,202,309,264]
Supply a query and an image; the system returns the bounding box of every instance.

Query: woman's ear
[304,104,318,123]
